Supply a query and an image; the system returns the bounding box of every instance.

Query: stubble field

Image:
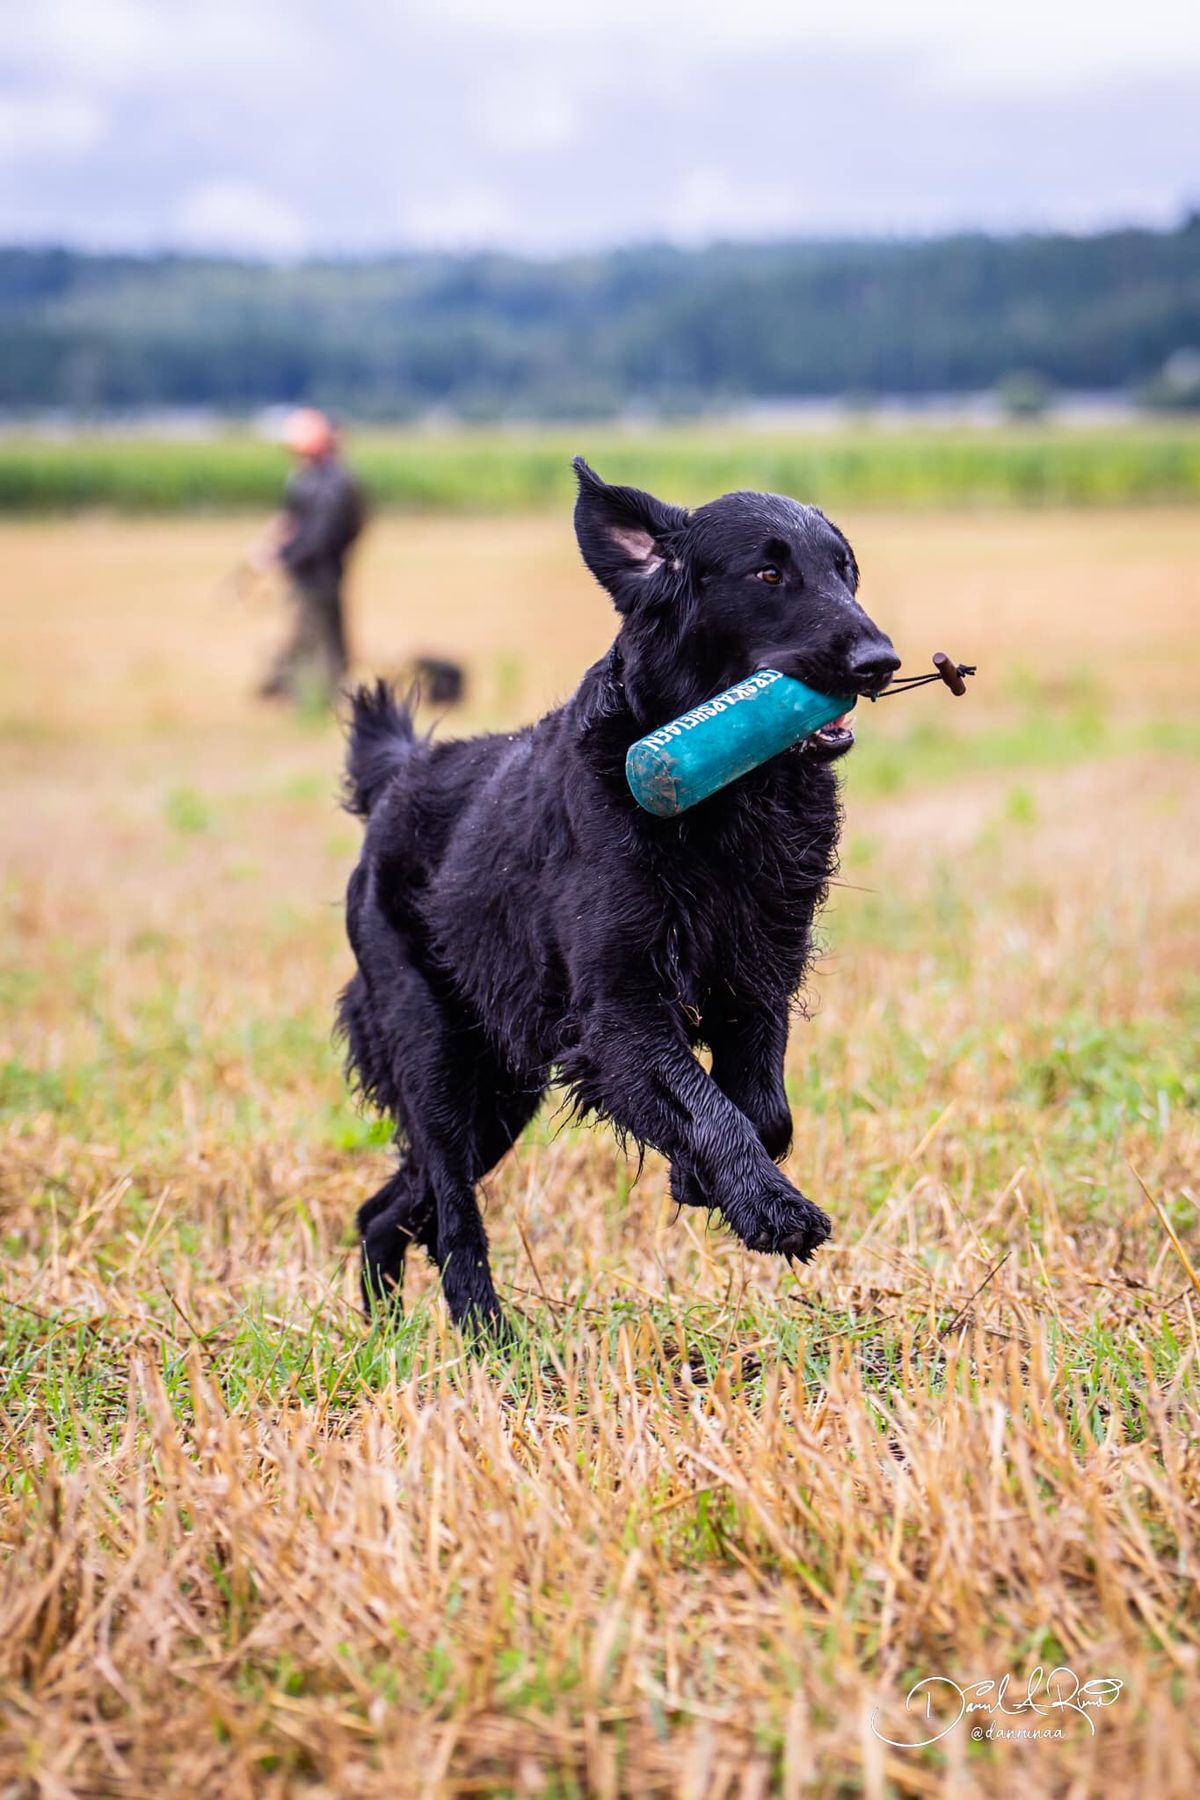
[1,502,1198,1797]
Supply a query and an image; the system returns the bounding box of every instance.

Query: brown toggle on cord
[871,651,977,700]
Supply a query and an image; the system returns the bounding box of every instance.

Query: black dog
[338,459,898,1332]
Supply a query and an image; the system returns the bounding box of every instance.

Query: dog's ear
[572,456,688,613]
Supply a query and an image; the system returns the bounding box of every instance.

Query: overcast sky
[2,0,1198,256]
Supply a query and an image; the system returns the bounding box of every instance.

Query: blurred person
[252,409,366,703]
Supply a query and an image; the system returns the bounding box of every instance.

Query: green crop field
[3,421,1200,514]
[2,502,1199,1796]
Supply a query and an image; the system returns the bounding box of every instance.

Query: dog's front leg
[574,1007,829,1262]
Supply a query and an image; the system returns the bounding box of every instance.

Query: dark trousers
[261,567,348,701]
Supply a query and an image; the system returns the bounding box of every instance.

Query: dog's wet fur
[338,458,899,1334]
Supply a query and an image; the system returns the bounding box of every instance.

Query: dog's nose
[848,644,901,693]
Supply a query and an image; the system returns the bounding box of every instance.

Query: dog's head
[573,458,899,757]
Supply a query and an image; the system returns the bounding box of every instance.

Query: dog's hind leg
[420,1069,543,1336]
[359,1077,541,1323]
[360,994,543,1334]
[352,874,546,1333]
[359,1159,437,1314]
[362,1110,497,1332]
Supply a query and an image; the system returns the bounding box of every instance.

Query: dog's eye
[755,566,783,585]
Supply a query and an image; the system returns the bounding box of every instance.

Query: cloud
[399,185,519,250]
[419,0,1200,87]
[175,180,307,258]
[476,74,579,153]
[4,0,306,93]
[0,0,1196,252]
[670,170,804,244]
[0,93,105,160]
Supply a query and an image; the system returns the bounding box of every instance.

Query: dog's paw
[740,1187,832,1263]
[774,1201,832,1263]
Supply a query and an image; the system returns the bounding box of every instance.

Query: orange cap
[282,407,335,458]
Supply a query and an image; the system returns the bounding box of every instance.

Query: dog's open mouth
[803,712,856,761]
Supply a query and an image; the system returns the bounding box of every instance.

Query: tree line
[2,220,1198,418]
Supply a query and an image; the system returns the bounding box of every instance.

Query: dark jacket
[281,457,365,582]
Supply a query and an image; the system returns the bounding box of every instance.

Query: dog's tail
[343,681,418,817]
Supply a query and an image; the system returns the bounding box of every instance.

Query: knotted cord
[871,651,977,700]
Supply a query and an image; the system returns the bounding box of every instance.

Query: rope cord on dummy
[625,653,978,818]
[872,652,977,698]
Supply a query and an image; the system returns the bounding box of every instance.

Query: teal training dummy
[626,670,851,818]
[626,653,974,818]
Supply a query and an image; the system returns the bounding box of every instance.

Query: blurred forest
[3,219,1199,419]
